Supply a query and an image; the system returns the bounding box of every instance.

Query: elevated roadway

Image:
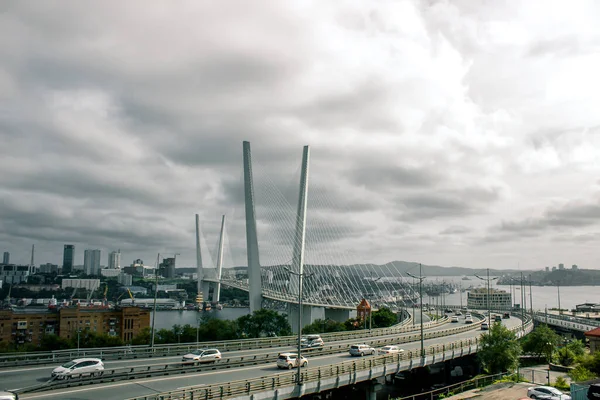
[13,315,525,400]
[0,312,434,392]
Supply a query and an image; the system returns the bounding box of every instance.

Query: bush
[553,376,569,391]
[568,365,596,382]
[557,347,576,367]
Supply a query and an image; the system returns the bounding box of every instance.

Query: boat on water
[462,276,471,281]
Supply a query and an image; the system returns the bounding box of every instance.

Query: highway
[11,316,522,400]
[0,313,433,391]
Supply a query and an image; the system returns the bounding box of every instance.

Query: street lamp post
[285,268,312,385]
[555,280,562,314]
[475,268,498,327]
[150,253,161,348]
[407,263,426,358]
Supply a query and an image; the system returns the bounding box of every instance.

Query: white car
[527,385,571,399]
[51,358,104,379]
[451,316,459,323]
[379,345,404,355]
[0,391,18,400]
[481,322,489,330]
[300,334,324,348]
[181,349,222,364]
[277,353,308,369]
[349,344,376,356]
[465,317,474,324]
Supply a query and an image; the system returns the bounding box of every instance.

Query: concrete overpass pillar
[288,304,324,333]
[365,381,382,400]
[325,308,352,323]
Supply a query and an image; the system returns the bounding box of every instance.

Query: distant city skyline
[2,3,600,270]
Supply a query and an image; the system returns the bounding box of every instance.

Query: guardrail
[0,311,428,368]
[16,315,486,395]
[123,317,534,400]
[533,311,600,328]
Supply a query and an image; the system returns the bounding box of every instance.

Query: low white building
[61,278,100,291]
[0,264,35,284]
[467,288,511,310]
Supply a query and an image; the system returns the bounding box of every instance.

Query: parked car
[527,385,571,399]
[465,317,474,324]
[300,334,324,348]
[481,322,489,330]
[0,391,18,400]
[349,344,376,356]
[181,349,222,364]
[451,316,459,323]
[277,353,307,369]
[51,358,104,379]
[587,383,600,399]
[379,345,404,355]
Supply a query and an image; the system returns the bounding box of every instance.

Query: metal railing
[17,315,490,395]
[0,312,436,368]
[395,372,512,400]
[533,311,600,328]
[124,317,534,400]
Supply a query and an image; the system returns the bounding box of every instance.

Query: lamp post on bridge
[407,263,426,358]
[475,268,498,328]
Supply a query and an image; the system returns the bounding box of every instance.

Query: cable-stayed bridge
[194,142,420,325]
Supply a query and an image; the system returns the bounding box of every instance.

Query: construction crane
[102,284,108,306]
[127,288,135,306]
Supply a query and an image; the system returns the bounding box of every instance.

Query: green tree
[477,322,522,374]
[131,327,151,345]
[566,339,585,358]
[40,334,73,351]
[556,347,575,367]
[302,319,346,334]
[522,325,560,362]
[237,309,291,338]
[569,365,596,382]
[371,307,398,328]
[198,318,239,341]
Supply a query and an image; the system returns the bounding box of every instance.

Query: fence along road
[123,317,532,400]
[4,314,446,394]
[0,312,421,369]
[15,314,514,400]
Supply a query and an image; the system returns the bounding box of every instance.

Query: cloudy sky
[1,1,600,271]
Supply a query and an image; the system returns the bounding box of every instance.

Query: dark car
[588,383,600,399]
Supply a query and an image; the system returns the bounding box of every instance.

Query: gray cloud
[2,1,600,270]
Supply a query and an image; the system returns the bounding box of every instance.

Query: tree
[40,334,73,351]
[371,307,397,328]
[477,322,521,374]
[237,309,291,338]
[556,347,575,367]
[522,325,560,362]
[566,339,585,358]
[131,327,151,345]
[302,319,346,334]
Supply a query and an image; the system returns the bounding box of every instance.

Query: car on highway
[527,385,571,399]
[454,311,462,316]
[0,391,18,400]
[300,334,324,348]
[465,317,474,324]
[451,316,459,323]
[349,344,376,356]
[378,345,404,355]
[51,358,104,379]
[481,322,489,330]
[503,312,511,319]
[495,315,502,322]
[277,353,308,369]
[181,349,222,364]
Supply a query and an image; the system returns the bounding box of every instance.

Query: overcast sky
[1,1,600,271]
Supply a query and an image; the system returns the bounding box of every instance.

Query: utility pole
[475,269,498,327]
[150,253,160,348]
[407,264,426,358]
[556,280,562,314]
[529,274,533,319]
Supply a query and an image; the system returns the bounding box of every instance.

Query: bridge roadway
[12,317,522,400]
[0,312,430,393]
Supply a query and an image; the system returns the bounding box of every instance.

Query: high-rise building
[159,257,176,278]
[572,264,578,270]
[84,249,101,276]
[62,245,75,274]
[2,252,9,264]
[108,250,121,269]
[559,263,565,270]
